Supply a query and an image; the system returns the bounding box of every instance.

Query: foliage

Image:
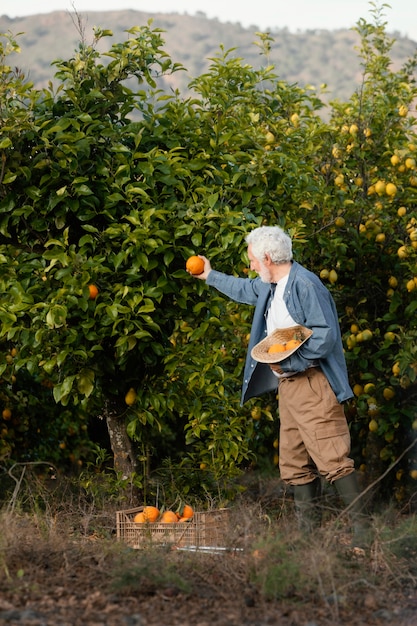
[0,4,417,505]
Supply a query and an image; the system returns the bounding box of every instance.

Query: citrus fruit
[353,384,363,397]
[2,408,12,420]
[186,255,205,275]
[383,387,395,401]
[286,338,301,351]
[392,361,401,376]
[88,284,99,299]
[268,343,286,353]
[160,510,178,523]
[142,505,160,522]
[385,182,397,196]
[181,504,194,519]
[251,406,262,420]
[125,387,137,406]
[133,512,146,523]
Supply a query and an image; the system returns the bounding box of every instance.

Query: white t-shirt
[266,275,298,334]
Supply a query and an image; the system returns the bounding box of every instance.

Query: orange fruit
[286,339,302,351]
[178,516,192,523]
[142,505,160,522]
[181,504,194,520]
[186,255,205,275]
[160,510,178,523]
[133,512,146,523]
[2,408,12,420]
[88,284,99,300]
[268,343,287,353]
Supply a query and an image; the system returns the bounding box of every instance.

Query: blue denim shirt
[206,261,353,405]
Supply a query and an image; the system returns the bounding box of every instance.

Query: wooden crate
[116,507,229,549]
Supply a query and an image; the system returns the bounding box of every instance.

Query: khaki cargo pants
[277,367,354,485]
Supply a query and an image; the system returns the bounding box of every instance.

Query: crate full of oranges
[116,504,229,549]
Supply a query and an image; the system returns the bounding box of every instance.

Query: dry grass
[0,473,417,625]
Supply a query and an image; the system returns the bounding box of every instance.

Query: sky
[1,1,417,41]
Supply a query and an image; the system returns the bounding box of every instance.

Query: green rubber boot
[334,472,372,548]
[293,477,322,533]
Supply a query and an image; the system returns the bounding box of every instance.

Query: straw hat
[251,325,313,363]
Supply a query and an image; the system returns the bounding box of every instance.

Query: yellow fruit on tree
[406,279,416,292]
[251,406,262,420]
[397,245,408,259]
[374,180,386,195]
[334,216,345,227]
[320,268,329,280]
[125,387,137,406]
[290,113,299,127]
[410,470,417,480]
[349,123,359,135]
[392,361,401,377]
[346,335,357,349]
[397,206,407,217]
[334,174,344,187]
[361,329,373,341]
[353,384,363,397]
[383,387,395,401]
[388,276,398,288]
[398,104,408,117]
[375,233,386,244]
[390,154,400,166]
[405,157,416,169]
[328,269,338,284]
[364,382,375,394]
[369,419,378,433]
[265,131,275,144]
[384,331,396,342]
[332,145,342,159]
[385,182,397,196]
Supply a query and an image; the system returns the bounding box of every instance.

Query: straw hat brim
[251,325,313,363]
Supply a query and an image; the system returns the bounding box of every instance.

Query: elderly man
[189,225,370,546]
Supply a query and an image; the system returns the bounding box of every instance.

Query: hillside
[1,9,416,109]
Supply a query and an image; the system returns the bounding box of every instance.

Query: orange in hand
[186,255,205,275]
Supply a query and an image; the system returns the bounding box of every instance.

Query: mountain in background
[1,9,416,109]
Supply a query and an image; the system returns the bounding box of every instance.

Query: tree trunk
[104,399,138,479]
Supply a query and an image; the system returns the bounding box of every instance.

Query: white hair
[246,226,293,264]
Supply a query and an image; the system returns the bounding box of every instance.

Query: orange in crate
[116,506,229,549]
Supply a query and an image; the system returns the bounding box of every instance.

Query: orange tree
[291,9,417,502]
[1,7,416,505]
[0,24,327,498]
